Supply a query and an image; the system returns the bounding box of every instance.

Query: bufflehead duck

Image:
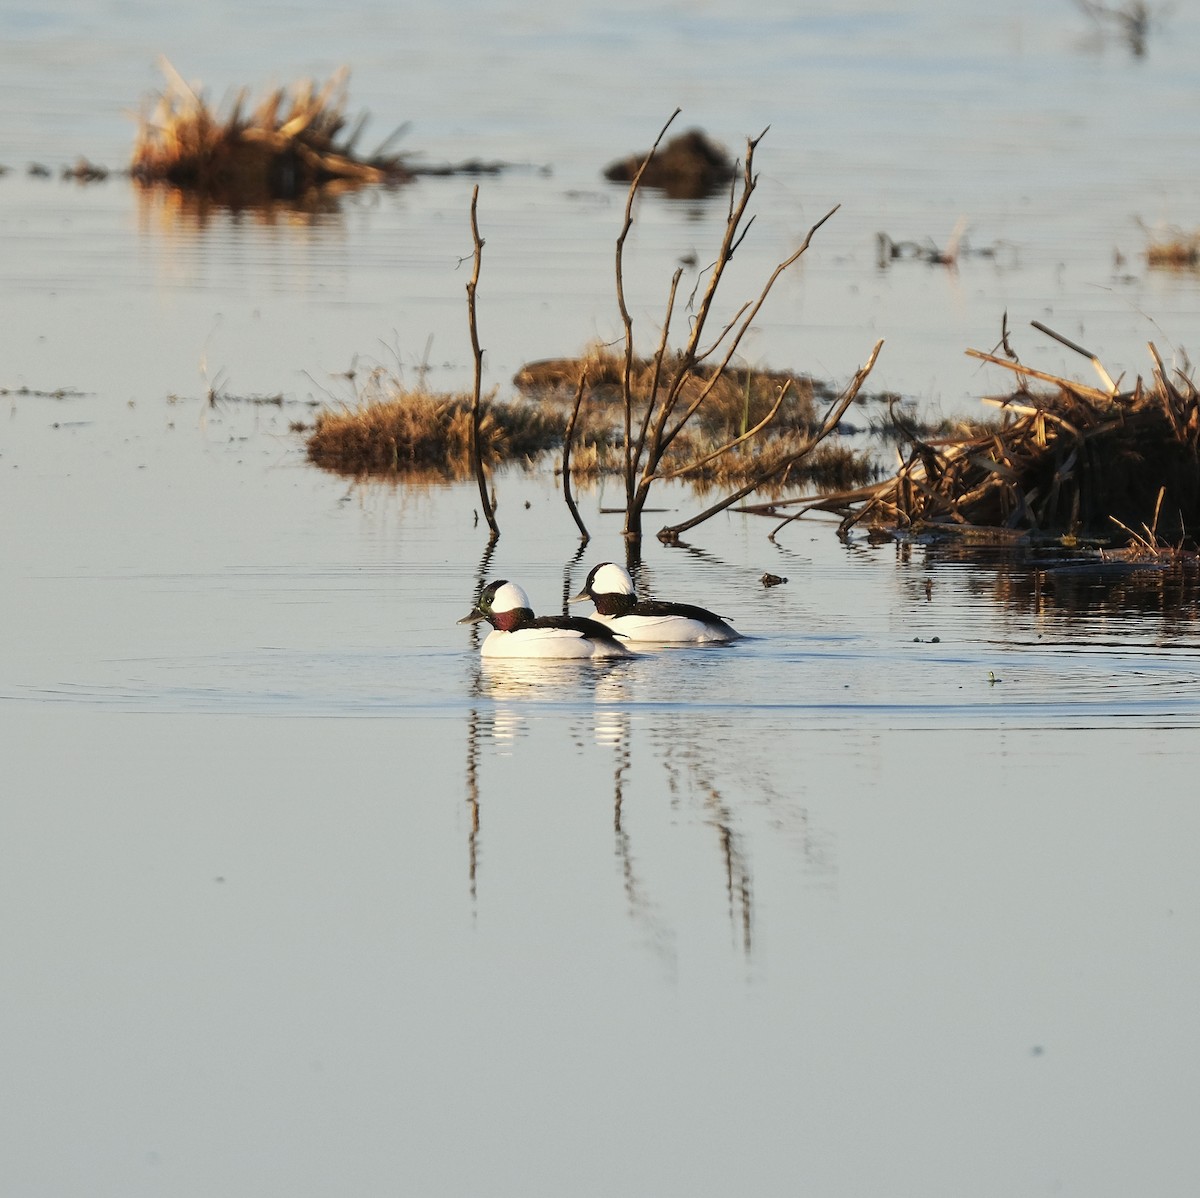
[569,562,742,643]
[459,579,636,659]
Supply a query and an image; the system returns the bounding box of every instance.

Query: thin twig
[561,368,590,543]
[658,341,883,542]
[1031,319,1119,395]
[616,109,681,516]
[648,380,792,482]
[466,185,498,541]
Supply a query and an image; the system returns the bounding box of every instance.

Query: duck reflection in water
[462,657,757,960]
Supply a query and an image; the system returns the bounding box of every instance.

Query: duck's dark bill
[457,609,487,625]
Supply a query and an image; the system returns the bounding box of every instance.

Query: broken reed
[763,339,1200,545]
[131,58,409,205]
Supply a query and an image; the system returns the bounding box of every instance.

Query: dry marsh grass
[524,348,873,492]
[131,58,409,206]
[769,332,1200,546]
[1147,232,1200,269]
[304,353,873,491]
[515,346,825,435]
[564,433,874,493]
[306,384,565,477]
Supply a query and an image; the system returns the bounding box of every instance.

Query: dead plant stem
[659,340,883,542]
[466,185,499,541]
[616,109,681,513]
[561,369,590,543]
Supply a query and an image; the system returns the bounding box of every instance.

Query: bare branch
[616,109,681,511]
[658,204,840,454]
[648,379,793,482]
[561,367,590,543]
[631,268,683,475]
[657,341,883,543]
[466,184,498,541]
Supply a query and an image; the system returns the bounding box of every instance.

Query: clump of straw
[1147,232,1200,269]
[306,378,565,477]
[763,323,1200,546]
[131,57,410,205]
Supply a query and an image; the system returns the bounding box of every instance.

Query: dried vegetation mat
[131,57,410,205]
[515,346,876,492]
[305,372,564,478]
[305,350,875,491]
[758,323,1200,554]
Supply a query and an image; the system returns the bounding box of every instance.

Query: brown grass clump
[654,435,874,494]
[515,346,824,435]
[524,348,872,492]
[561,430,873,492]
[306,383,565,477]
[131,58,410,206]
[1147,232,1200,269]
[302,352,870,489]
[767,331,1200,545]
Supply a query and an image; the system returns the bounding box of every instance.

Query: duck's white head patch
[490,581,532,613]
[590,562,635,596]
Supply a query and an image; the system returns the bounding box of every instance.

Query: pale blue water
[3,3,1200,1195]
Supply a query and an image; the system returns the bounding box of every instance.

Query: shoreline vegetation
[305,321,1200,562]
[300,104,1200,559]
[304,350,881,494]
[13,65,1198,560]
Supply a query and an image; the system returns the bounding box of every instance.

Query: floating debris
[0,384,87,399]
[1146,230,1200,269]
[602,129,735,199]
[759,322,1200,547]
[875,220,1010,269]
[61,158,109,183]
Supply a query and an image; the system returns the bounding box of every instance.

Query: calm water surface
[4,2,1200,1195]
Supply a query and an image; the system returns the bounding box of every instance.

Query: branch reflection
[462,668,832,965]
[660,739,754,956]
[461,548,832,962]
